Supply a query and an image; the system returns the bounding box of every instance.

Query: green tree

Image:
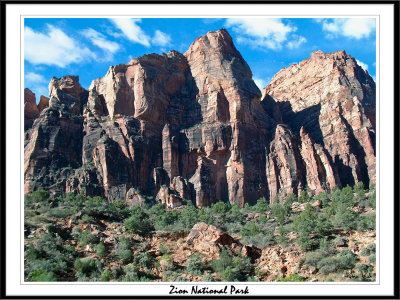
[186,253,205,275]
[272,204,286,225]
[293,204,318,250]
[254,197,269,213]
[95,243,106,258]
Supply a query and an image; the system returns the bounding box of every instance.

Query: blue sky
[24,18,376,102]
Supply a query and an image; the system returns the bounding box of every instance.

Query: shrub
[118,249,133,263]
[211,248,233,274]
[293,204,318,250]
[27,267,57,282]
[124,214,152,235]
[220,266,241,281]
[277,225,289,247]
[253,197,269,213]
[241,232,275,248]
[368,254,376,264]
[361,244,376,256]
[298,190,310,203]
[333,205,357,230]
[315,214,334,236]
[202,273,216,281]
[314,192,330,207]
[240,221,260,237]
[78,230,98,245]
[283,194,296,215]
[101,268,111,281]
[211,201,231,216]
[25,190,50,206]
[80,214,94,224]
[303,251,327,268]
[333,237,348,247]
[271,204,286,225]
[123,263,140,281]
[280,274,306,282]
[106,200,130,221]
[95,243,106,258]
[367,190,376,209]
[186,253,205,275]
[357,215,376,231]
[74,258,99,276]
[46,207,74,218]
[316,249,357,275]
[134,252,154,271]
[179,203,200,231]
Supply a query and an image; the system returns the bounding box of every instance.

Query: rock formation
[24,29,376,207]
[24,88,39,130]
[264,50,376,193]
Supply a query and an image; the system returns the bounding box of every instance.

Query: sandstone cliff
[24,29,376,207]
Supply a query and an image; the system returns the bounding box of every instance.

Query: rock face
[37,95,50,113]
[24,76,88,195]
[24,29,375,207]
[24,88,39,130]
[264,50,376,195]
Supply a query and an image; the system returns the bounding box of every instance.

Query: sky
[24,18,376,103]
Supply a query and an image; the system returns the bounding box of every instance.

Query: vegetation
[24,183,376,282]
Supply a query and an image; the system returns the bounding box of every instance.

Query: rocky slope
[24,29,376,207]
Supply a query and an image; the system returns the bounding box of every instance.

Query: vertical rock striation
[24,29,375,207]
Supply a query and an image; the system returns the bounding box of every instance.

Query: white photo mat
[5,2,395,297]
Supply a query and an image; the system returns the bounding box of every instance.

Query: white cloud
[321,18,376,39]
[356,59,368,72]
[152,30,172,47]
[24,25,95,68]
[25,72,46,84]
[225,18,305,50]
[81,28,119,53]
[110,18,151,47]
[287,36,307,49]
[253,77,267,90]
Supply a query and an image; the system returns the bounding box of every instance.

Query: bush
[186,253,205,275]
[298,190,310,203]
[211,248,233,274]
[95,243,106,257]
[303,251,327,268]
[74,258,101,276]
[271,204,286,225]
[122,263,140,281]
[253,197,269,213]
[280,274,306,282]
[240,222,260,237]
[368,254,376,264]
[357,215,376,231]
[78,230,98,245]
[25,190,50,206]
[367,190,376,209]
[315,214,334,236]
[314,192,330,207]
[105,200,130,221]
[118,249,133,263]
[241,232,275,248]
[293,204,318,250]
[134,252,154,271]
[220,266,241,281]
[101,268,111,281]
[27,267,57,282]
[333,205,357,230]
[202,273,216,281]
[211,201,231,216]
[361,244,376,256]
[124,214,152,235]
